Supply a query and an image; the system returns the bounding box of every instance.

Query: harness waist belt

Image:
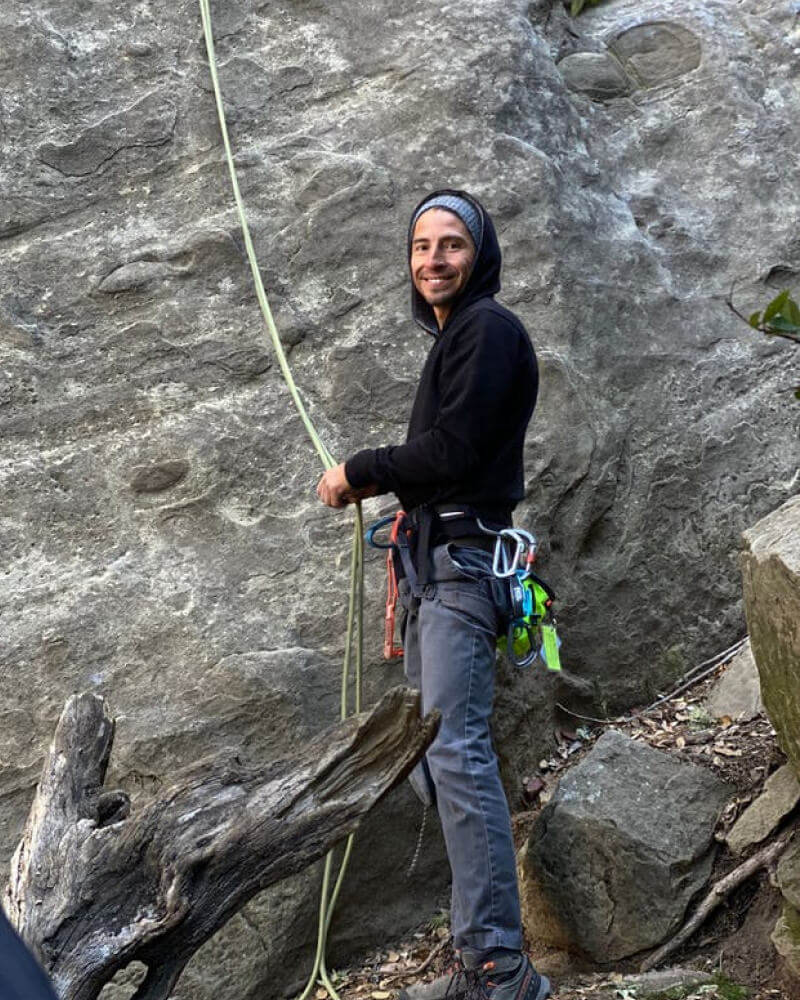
[404,504,513,585]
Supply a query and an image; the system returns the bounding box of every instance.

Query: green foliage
[687,704,715,729]
[709,974,750,1000]
[569,0,609,15]
[740,287,800,399]
[748,289,800,343]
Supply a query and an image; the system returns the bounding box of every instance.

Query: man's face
[410,209,475,322]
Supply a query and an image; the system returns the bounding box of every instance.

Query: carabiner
[507,619,538,669]
[365,514,398,549]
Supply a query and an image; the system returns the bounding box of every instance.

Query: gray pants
[399,543,523,954]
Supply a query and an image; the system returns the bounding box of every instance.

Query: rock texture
[772,903,800,980]
[1,0,799,995]
[524,730,731,961]
[742,495,800,778]
[774,836,800,981]
[726,764,800,856]
[705,638,764,722]
[778,837,800,913]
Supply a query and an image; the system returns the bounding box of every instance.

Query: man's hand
[316,463,378,508]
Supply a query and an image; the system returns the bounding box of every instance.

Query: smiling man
[317,190,547,1000]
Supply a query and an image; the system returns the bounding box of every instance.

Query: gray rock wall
[1,0,799,996]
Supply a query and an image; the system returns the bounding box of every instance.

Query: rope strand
[198,3,364,996]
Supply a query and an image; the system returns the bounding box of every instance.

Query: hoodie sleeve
[345,312,519,493]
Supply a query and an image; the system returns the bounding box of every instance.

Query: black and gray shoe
[397,964,469,1000]
[471,953,550,1000]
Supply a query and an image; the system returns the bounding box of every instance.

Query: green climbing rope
[198,2,364,997]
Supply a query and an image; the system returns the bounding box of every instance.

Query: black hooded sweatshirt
[344,189,537,525]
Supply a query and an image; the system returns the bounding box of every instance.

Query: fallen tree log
[3,686,438,1000]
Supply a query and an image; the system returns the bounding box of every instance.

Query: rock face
[742,495,800,780]
[773,838,800,982]
[777,839,800,914]
[725,764,800,856]
[524,730,731,961]
[772,903,800,980]
[1,0,799,994]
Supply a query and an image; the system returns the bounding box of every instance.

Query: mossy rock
[741,496,800,779]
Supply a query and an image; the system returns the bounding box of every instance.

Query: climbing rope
[198,2,364,997]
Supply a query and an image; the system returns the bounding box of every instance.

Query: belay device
[498,567,561,670]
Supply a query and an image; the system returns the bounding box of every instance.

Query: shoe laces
[443,959,497,1000]
[443,959,486,1000]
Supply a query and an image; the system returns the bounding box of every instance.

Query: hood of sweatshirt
[407,188,502,336]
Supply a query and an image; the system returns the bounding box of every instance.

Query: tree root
[640,829,795,972]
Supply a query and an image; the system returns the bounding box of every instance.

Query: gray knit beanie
[411,194,483,250]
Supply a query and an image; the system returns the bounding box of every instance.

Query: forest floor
[323,645,797,1000]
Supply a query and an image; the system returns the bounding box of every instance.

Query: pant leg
[399,577,437,808]
[417,545,523,953]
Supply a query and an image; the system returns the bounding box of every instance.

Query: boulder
[741,495,800,778]
[726,764,800,856]
[705,639,763,722]
[524,730,732,961]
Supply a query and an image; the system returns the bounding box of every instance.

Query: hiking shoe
[473,953,550,1000]
[397,965,469,1000]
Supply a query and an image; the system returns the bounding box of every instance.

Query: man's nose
[424,243,446,268]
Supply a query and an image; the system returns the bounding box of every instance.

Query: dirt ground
[322,643,799,1000]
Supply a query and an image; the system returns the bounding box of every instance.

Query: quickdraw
[365,512,406,659]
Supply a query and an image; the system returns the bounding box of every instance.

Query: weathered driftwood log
[4,686,438,1000]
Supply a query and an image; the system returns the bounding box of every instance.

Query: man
[317,190,549,1000]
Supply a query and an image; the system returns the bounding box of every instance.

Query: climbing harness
[198,4,363,999]
[367,509,562,672]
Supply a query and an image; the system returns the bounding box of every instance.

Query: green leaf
[748,310,761,328]
[766,315,800,332]
[795,387,800,400]
[571,0,585,14]
[785,296,800,326]
[763,289,790,322]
